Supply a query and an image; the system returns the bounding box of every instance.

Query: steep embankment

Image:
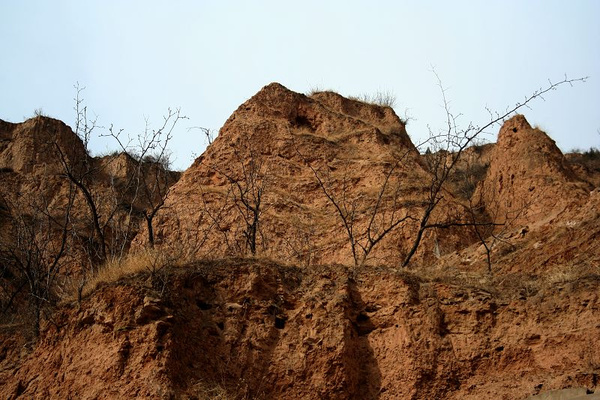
[2,261,598,399]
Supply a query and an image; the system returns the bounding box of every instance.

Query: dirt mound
[2,261,598,399]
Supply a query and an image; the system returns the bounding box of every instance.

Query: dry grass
[77,247,182,299]
[538,262,600,288]
[348,91,397,108]
[184,380,231,399]
[306,86,336,96]
[544,266,579,286]
[413,253,600,302]
[415,261,495,291]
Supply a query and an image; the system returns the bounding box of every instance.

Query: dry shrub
[541,262,600,288]
[545,268,578,286]
[451,162,489,199]
[494,273,539,300]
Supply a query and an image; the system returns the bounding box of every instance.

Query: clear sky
[1,1,599,170]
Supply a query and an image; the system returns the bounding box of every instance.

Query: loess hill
[0,83,599,399]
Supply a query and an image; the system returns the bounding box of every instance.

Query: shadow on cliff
[162,262,294,399]
[161,261,383,399]
[345,277,382,399]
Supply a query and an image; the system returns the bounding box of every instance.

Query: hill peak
[146,84,425,265]
[0,116,86,174]
[476,114,591,226]
[214,84,412,149]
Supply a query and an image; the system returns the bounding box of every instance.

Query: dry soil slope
[475,115,592,227]
[1,260,598,399]
[2,99,599,400]
[449,115,600,277]
[148,83,469,266]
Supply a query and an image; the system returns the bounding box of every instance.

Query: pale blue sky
[1,1,599,170]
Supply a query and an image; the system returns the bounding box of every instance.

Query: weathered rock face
[475,115,592,227]
[2,261,598,399]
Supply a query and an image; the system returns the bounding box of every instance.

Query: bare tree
[106,108,185,248]
[209,140,269,256]
[56,85,184,268]
[301,150,415,267]
[54,83,109,264]
[303,74,585,268]
[198,185,237,254]
[228,149,267,256]
[189,126,217,146]
[0,186,75,336]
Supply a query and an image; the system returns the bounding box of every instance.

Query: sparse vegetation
[400,73,587,268]
[306,85,335,96]
[207,137,270,257]
[349,90,397,108]
[452,162,489,199]
[75,248,175,300]
[301,152,416,268]
[48,84,185,302]
[0,186,75,336]
[566,146,600,186]
[105,107,185,248]
[570,147,600,160]
[54,83,109,264]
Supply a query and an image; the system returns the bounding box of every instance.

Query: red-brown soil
[2,261,598,399]
[0,84,598,399]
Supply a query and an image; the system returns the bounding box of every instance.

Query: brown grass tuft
[78,248,176,299]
